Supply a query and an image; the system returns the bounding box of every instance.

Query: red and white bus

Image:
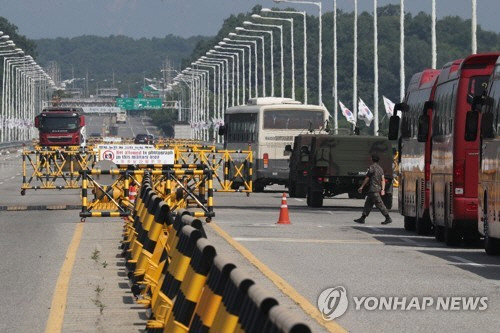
[389,69,440,234]
[467,55,500,255]
[429,53,500,245]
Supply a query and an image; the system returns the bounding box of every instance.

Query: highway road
[85,112,162,140]
[1,137,500,332]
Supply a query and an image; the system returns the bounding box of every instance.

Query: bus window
[227,113,257,143]
[263,110,324,130]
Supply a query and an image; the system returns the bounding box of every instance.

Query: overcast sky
[2,0,500,39]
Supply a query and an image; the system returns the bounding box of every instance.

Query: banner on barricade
[99,147,174,165]
[96,144,154,151]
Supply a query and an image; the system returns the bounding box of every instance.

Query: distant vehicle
[218,97,329,192]
[134,133,154,145]
[116,110,127,124]
[34,107,86,146]
[287,133,393,208]
[90,132,102,138]
[109,125,119,136]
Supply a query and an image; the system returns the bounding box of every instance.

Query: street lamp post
[219,38,250,102]
[244,21,284,98]
[262,8,307,104]
[222,38,258,98]
[253,14,295,101]
[226,35,266,98]
[234,28,274,97]
[213,46,239,106]
[274,0,322,105]
[206,54,229,110]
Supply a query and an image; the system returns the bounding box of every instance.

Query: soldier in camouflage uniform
[354,154,392,224]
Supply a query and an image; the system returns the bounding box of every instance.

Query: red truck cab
[35,107,86,146]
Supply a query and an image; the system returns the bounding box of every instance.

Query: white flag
[357,98,373,126]
[383,95,395,117]
[339,100,356,125]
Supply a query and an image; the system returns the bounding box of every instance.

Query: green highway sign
[116,98,162,110]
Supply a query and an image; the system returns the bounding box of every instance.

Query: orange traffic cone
[276,192,291,225]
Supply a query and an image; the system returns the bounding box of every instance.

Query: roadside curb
[0,205,81,211]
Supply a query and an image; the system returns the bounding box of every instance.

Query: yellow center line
[209,221,348,333]
[45,221,85,333]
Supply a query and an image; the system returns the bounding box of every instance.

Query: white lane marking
[366,226,383,232]
[400,238,418,245]
[449,255,485,267]
[293,198,303,202]
[232,237,379,244]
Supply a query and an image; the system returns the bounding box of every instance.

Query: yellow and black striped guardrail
[119,174,311,332]
[20,143,253,194]
[79,167,214,221]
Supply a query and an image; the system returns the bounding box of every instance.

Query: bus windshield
[263,109,324,129]
[41,117,79,131]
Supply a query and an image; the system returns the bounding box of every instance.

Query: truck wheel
[296,184,307,198]
[309,191,323,208]
[289,181,297,197]
[253,184,265,192]
[404,216,416,231]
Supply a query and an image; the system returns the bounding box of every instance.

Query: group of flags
[339,96,395,126]
[0,117,33,129]
[189,117,224,130]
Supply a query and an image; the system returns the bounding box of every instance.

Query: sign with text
[98,148,175,165]
[115,98,162,110]
[96,144,154,151]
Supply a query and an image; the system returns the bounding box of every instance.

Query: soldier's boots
[354,215,366,224]
[381,215,392,225]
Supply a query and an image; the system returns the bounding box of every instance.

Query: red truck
[34,107,86,146]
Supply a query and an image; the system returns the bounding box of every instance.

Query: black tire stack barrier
[121,174,312,333]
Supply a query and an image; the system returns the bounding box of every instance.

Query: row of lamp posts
[0,31,55,143]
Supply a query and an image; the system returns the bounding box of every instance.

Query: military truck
[286,134,393,208]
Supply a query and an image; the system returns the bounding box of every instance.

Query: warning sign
[96,144,154,151]
[99,148,175,165]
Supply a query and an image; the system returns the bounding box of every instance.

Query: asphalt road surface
[2,144,500,332]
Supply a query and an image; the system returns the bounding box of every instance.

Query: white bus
[219,98,329,192]
[116,110,127,124]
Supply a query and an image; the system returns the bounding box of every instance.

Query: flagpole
[353,0,358,131]
[373,0,379,136]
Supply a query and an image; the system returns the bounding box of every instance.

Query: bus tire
[444,189,460,246]
[416,211,432,235]
[404,216,415,231]
[434,224,444,241]
[484,197,500,255]
[415,188,431,235]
